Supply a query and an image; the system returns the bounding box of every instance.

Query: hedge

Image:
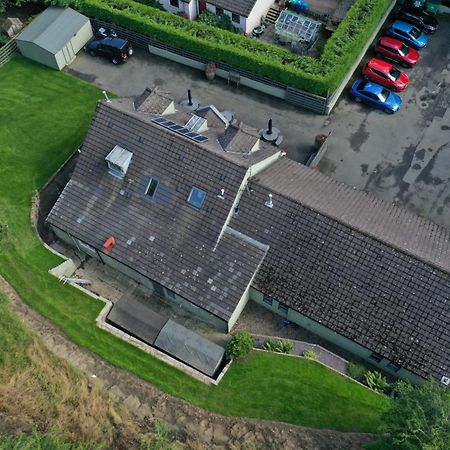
[68,0,392,96]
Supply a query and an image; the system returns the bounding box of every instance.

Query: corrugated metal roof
[17,7,89,54]
[155,320,225,377]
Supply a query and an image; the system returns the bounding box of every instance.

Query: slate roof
[218,122,260,154]
[230,158,450,380]
[207,0,258,17]
[47,101,268,321]
[17,7,89,54]
[133,87,174,114]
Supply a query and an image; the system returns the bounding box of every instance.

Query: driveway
[320,14,450,228]
[66,14,450,228]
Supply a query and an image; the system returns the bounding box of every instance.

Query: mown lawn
[0,56,390,432]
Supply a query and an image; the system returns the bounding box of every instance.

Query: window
[216,6,224,15]
[232,13,240,24]
[278,302,288,313]
[145,178,158,198]
[187,187,206,208]
[263,295,273,306]
[369,352,383,363]
[386,362,401,372]
[170,0,179,7]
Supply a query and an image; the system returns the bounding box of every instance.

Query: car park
[396,9,439,34]
[374,37,420,67]
[362,58,409,92]
[85,35,133,65]
[350,80,402,114]
[386,20,428,49]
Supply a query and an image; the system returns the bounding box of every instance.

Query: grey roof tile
[231,158,450,380]
[207,0,258,17]
[47,101,267,321]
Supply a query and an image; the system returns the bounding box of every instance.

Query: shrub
[197,10,239,33]
[302,350,318,361]
[225,332,254,360]
[347,361,367,382]
[364,370,389,393]
[263,338,293,354]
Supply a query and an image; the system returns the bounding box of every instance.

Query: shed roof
[16,7,89,54]
[155,320,225,377]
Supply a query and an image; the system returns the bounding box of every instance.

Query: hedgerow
[66,0,392,95]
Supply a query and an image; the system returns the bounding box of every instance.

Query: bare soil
[0,276,376,449]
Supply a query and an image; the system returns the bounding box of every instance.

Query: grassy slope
[0,56,389,432]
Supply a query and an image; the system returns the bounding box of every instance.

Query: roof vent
[265,193,273,209]
[218,189,225,200]
[105,145,133,178]
[441,375,450,386]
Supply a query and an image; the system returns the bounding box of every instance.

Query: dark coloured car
[85,36,133,65]
[374,37,420,68]
[350,80,402,114]
[397,9,439,33]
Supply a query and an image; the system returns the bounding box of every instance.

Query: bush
[347,361,367,382]
[302,350,318,361]
[71,0,392,95]
[226,332,254,360]
[197,10,238,33]
[263,338,293,354]
[364,370,389,393]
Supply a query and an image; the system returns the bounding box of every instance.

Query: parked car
[350,80,402,114]
[386,21,428,50]
[396,9,439,33]
[362,58,409,92]
[85,36,133,65]
[374,37,420,67]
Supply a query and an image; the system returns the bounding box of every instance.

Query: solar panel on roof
[151,117,209,143]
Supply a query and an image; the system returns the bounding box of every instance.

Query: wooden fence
[0,38,18,68]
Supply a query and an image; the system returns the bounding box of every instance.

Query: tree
[379,378,450,449]
[225,332,254,360]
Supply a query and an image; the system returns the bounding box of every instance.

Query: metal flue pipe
[268,118,273,135]
[188,89,193,106]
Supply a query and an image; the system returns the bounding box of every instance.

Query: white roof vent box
[441,375,450,386]
[105,145,133,178]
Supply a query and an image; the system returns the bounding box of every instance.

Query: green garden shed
[16,7,93,70]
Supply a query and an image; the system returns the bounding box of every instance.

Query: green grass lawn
[0,56,389,433]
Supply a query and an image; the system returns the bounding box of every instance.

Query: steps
[265,7,281,24]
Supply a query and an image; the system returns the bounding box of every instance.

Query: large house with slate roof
[157,0,273,34]
[47,88,450,385]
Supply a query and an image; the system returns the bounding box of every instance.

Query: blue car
[350,80,402,114]
[386,21,428,49]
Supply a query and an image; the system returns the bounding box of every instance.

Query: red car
[374,37,420,68]
[362,58,409,92]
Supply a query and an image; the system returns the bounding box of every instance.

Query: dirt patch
[0,276,376,449]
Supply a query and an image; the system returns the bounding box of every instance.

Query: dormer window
[105,145,133,178]
[145,178,159,198]
[187,187,206,209]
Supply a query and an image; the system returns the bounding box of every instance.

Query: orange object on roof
[103,236,116,253]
